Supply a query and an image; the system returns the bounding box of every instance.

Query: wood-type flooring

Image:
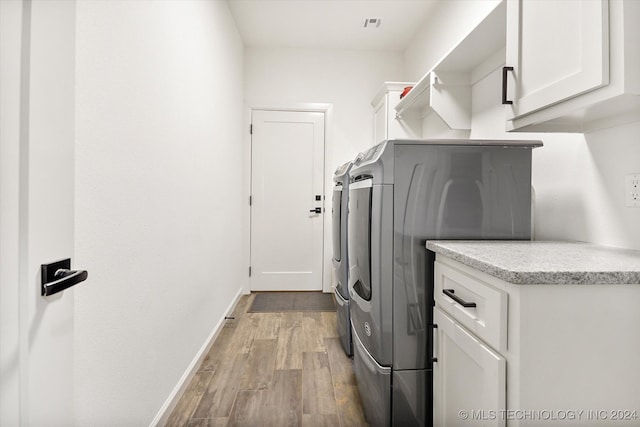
[166,293,369,427]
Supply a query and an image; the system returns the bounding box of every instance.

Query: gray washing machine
[347,139,542,427]
[331,160,354,356]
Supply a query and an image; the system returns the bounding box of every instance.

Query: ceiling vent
[363,18,382,28]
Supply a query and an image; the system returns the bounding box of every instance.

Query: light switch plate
[625,174,640,207]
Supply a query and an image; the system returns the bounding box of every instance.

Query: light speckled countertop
[426,241,640,285]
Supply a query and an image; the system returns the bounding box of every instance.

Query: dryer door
[348,180,393,366]
[348,182,372,302]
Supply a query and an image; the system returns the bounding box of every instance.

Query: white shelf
[394,72,435,118]
[435,0,506,82]
[394,1,506,131]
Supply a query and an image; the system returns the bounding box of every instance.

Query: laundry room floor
[166,293,368,427]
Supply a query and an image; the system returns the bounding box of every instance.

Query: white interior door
[1,1,76,425]
[250,110,325,291]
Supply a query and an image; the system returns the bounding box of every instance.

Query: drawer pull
[443,289,477,308]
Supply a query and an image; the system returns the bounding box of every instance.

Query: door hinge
[249,266,252,277]
[249,195,252,206]
[249,124,253,134]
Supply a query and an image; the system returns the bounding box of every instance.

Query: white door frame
[242,103,333,294]
[1,1,76,424]
[1,1,24,423]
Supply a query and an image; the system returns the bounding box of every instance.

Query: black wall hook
[41,258,88,296]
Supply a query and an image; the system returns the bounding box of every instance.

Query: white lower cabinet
[433,256,640,427]
[434,307,506,427]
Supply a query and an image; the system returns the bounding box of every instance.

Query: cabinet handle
[502,66,514,105]
[432,324,438,364]
[442,289,477,308]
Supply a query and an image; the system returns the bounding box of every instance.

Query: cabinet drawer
[434,259,507,352]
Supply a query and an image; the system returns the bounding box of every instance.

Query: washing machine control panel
[361,142,384,164]
[334,160,352,176]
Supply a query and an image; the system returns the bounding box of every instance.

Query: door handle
[41,258,88,296]
[309,207,322,214]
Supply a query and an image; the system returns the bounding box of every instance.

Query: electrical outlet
[626,174,640,207]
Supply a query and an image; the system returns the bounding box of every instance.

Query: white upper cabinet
[371,82,419,143]
[505,0,640,132]
[506,0,609,117]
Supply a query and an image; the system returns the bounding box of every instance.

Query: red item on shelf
[400,86,413,99]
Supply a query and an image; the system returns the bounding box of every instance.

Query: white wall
[404,0,501,81]
[472,69,640,250]
[404,1,640,251]
[74,1,245,425]
[244,47,404,292]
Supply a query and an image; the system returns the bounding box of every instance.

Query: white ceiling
[226,0,440,51]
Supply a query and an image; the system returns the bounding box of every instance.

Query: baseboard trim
[149,287,244,427]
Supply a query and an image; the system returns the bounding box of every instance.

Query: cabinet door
[433,308,506,427]
[374,89,419,142]
[373,94,388,144]
[505,0,609,119]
